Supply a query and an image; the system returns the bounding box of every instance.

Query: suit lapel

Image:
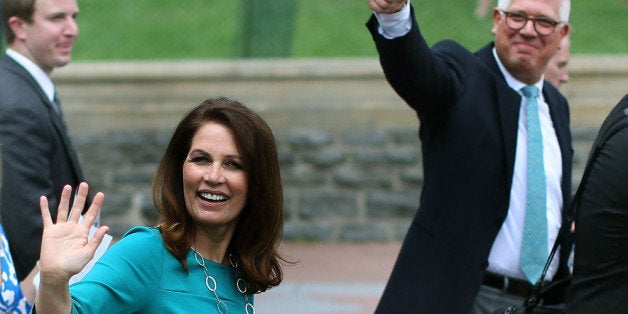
[496,87,521,181]
[543,88,572,222]
[477,44,521,180]
[49,105,85,181]
[2,55,61,116]
[543,88,569,159]
[1,55,85,181]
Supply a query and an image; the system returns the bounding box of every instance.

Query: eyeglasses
[500,10,562,36]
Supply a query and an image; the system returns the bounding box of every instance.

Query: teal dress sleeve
[69,226,164,313]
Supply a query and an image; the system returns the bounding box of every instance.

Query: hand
[38,182,109,282]
[368,0,407,14]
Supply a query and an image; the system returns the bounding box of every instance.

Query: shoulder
[116,226,163,251]
[79,226,167,283]
[122,225,160,238]
[596,94,628,154]
[69,227,168,311]
[619,94,628,108]
[543,83,569,108]
[0,56,42,101]
[0,75,45,117]
[431,40,478,71]
[433,40,470,54]
[430,41,498,78]
[97,226,165,264]
[0,58,30,90]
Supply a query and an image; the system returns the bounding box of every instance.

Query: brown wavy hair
[152,97,284,293]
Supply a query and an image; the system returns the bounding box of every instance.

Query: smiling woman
[154,97,286,294]
[34,97,287,314]
[182,122,249,238]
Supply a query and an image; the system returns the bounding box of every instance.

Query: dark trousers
[469,284,527,314]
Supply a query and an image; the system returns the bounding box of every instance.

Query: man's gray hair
[497,0,571,22]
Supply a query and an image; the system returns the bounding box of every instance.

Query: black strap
[523,210,570,309]
[524,97,628,310]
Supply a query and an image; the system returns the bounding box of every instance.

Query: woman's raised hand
[38,182,109,282]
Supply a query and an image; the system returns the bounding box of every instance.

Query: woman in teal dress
[35,97,286,313]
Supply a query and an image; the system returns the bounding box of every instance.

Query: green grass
[68,0,627,61]
[568,0,628,53]
[72,0,241,60]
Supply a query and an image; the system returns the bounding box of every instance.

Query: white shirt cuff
[374,0,412,39]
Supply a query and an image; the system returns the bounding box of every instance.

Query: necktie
[520,85,548,283]
[51,92,61,114]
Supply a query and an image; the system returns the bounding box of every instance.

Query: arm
[35,183,108,314]
[366,4,463,117]
[20,267,39,305]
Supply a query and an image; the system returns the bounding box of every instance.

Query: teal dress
[69,226,254,313]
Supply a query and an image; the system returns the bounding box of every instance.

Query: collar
[5,48,56,102]
[491,48,544,95]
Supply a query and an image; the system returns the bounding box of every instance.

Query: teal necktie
[520,85,548,283]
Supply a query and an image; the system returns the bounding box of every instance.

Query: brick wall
[54,57,628,241]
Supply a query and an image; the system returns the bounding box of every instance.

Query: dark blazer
[367,8,573,313]
[0,54,85,280]
[567,94,628,314]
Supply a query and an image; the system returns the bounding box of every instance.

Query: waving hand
[38,182,109,281]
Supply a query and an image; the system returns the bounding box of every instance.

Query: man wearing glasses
[366,0,572,313]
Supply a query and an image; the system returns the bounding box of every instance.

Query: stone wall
[53,56,628,241]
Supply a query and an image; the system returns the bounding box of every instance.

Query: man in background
[545,35,570,88]
[0,0,87,281]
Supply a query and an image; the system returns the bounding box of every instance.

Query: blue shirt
[0,224,31,314]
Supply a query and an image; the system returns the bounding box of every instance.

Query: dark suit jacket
[367,8,573,313]
[567,94,628,314]
[0,54,85,280]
